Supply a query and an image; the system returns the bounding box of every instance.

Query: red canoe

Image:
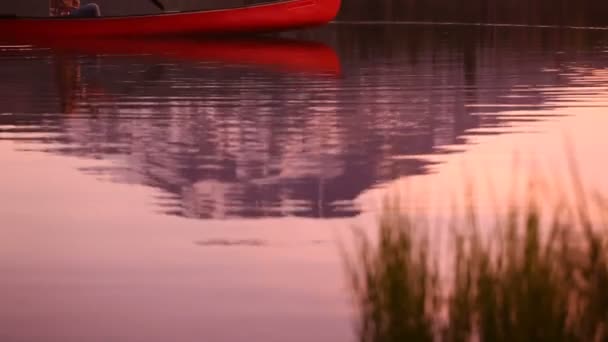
[0,0,341,39]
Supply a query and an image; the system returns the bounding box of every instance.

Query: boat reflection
[30,37,342,76]
[43,37,340,116]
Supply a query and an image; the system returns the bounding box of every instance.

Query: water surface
[1,25,608,342]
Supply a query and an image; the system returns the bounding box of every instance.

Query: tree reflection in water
[1,26,607,220]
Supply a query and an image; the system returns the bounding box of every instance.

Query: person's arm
[61,0,80,10]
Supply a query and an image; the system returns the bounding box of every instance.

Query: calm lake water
[2,24,608,342]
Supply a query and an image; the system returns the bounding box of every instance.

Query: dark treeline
[337,0,608,26]
[4,0,608,26]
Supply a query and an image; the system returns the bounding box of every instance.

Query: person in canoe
[49,0,165,17]
[49,0,101,18]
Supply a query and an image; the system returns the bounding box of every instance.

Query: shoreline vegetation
[335,0,608,27]
[343,162,608,342]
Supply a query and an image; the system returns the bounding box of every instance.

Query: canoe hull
[0,0,340,39]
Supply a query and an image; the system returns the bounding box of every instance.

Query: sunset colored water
[1,25,608,341]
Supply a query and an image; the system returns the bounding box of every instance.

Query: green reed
[344,173,608,342]
[344,198,439,342]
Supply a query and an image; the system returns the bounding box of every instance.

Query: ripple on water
[1,26,608,219]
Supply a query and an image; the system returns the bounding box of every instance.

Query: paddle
[149,0,166,11]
